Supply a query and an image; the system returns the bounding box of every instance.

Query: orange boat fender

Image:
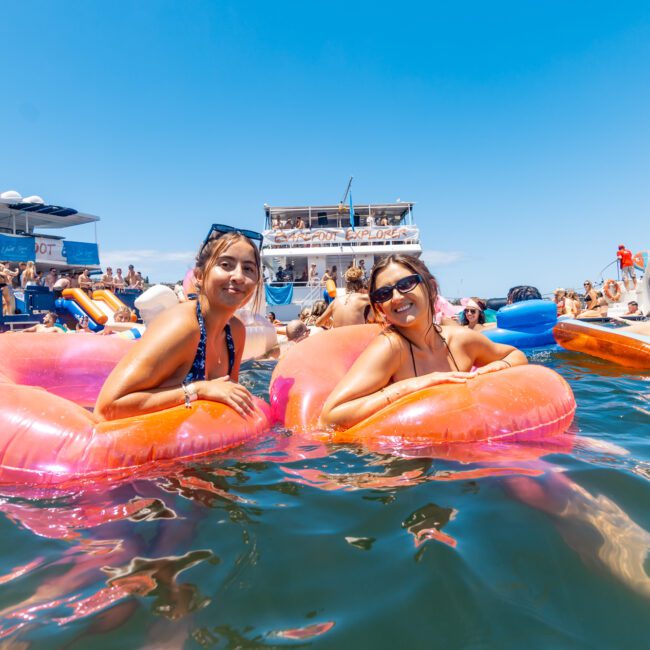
[602,279,621,302]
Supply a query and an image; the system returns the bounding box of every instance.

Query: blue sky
[2,1,649,298]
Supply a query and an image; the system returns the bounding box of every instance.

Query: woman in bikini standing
[95,226,263,420]
[319,254,527,429]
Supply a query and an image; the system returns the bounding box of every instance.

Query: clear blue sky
[2,1,649,297]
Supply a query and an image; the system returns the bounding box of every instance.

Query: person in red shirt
[616,244,637,291]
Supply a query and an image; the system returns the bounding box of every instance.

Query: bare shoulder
[228,314,247,340]
[142,301,199,345]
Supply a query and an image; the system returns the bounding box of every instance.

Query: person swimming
[95,225,263,420]
[319,254,527,429]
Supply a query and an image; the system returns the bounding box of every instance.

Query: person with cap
[616,244,637,291]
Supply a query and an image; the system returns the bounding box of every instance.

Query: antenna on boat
[340,176,353,205]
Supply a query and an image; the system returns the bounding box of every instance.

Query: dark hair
[507,285,542,303]
[369,254,439,329]
[459,297,487,326]
[195,231,262,311]
[268,311,276,320]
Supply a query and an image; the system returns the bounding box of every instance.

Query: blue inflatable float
[484,299,557,349]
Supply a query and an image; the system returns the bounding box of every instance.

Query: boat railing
[262,225,420,249]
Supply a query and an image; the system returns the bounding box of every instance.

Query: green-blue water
[0,350,649,648]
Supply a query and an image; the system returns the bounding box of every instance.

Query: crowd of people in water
[0,261,147,315]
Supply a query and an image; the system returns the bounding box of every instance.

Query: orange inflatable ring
[554,319,650,368]
[603,279,621,302]
[0,333,270,488]
[325,279,337,298]
[269,325,576,448]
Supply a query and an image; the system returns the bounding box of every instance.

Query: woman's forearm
[96,383,194,421]
[321,377,422,429]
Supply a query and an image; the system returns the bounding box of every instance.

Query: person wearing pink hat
[459,297,495,332]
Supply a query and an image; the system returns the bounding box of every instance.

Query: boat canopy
[0,198,99,234]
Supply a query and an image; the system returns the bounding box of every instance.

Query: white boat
[0,190,100,272]
[261,201,422,320]
[599,251,650,318]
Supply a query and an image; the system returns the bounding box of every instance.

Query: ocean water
[0,350,649,649]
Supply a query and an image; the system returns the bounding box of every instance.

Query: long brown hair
[194,232,262,312]
[369,254,440,333]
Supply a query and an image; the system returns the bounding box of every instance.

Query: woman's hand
[196,376,255,417]
[415,370,476,390]
[475,360,512,375]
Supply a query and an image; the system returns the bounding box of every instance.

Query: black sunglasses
[200,223,263,255]
[370,274,423,303]
[464,308,479,314]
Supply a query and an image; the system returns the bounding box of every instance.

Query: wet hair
[194,231,262,311]
[310,300,327,319]
[507,285,542,303]
[344,266,364,292]
[368,254,439,330]
[459,297,487,326]
[286,319,308,341]
[43,311,58,325]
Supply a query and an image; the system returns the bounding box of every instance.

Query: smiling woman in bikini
[319,254,527,429]
[95,225,263,421]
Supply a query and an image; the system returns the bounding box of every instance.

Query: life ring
[325,279,337,298]
[554,320,650,369]
[0,334,270,488]
[603,279,621,302]
[633,252,647,271]
[269,325,576,449]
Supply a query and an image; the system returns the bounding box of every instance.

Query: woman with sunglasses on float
[459,297,495,332]
[95,225,263,421]
[319,254,526,429]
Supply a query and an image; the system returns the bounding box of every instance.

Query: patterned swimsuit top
[184,299,236,384]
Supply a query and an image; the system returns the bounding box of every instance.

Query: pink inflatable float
[0,333,270,488]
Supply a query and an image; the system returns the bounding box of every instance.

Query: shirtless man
[100,267,115,291]
[113,267,126,291]
[20,312,65,334]
[315,266,371,328]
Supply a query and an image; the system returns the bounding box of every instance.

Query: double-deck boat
[261,201,421,320]
[0,190,100,272]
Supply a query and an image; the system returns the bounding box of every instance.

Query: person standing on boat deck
[319,254,526,429]
[78,268,92,294]
[44,268,58,290]
[616,244,637,291]
[308,263,319,287]
[113,268,126,291]
[366,214,375,228]
[125,264,137,287]
[101,267,115,291]
[358,259,367,282]
[95,227,263,421]
[315,266,372,329]
[52,273,71,299]
[295,216,306,229]
[21,261,37,288]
